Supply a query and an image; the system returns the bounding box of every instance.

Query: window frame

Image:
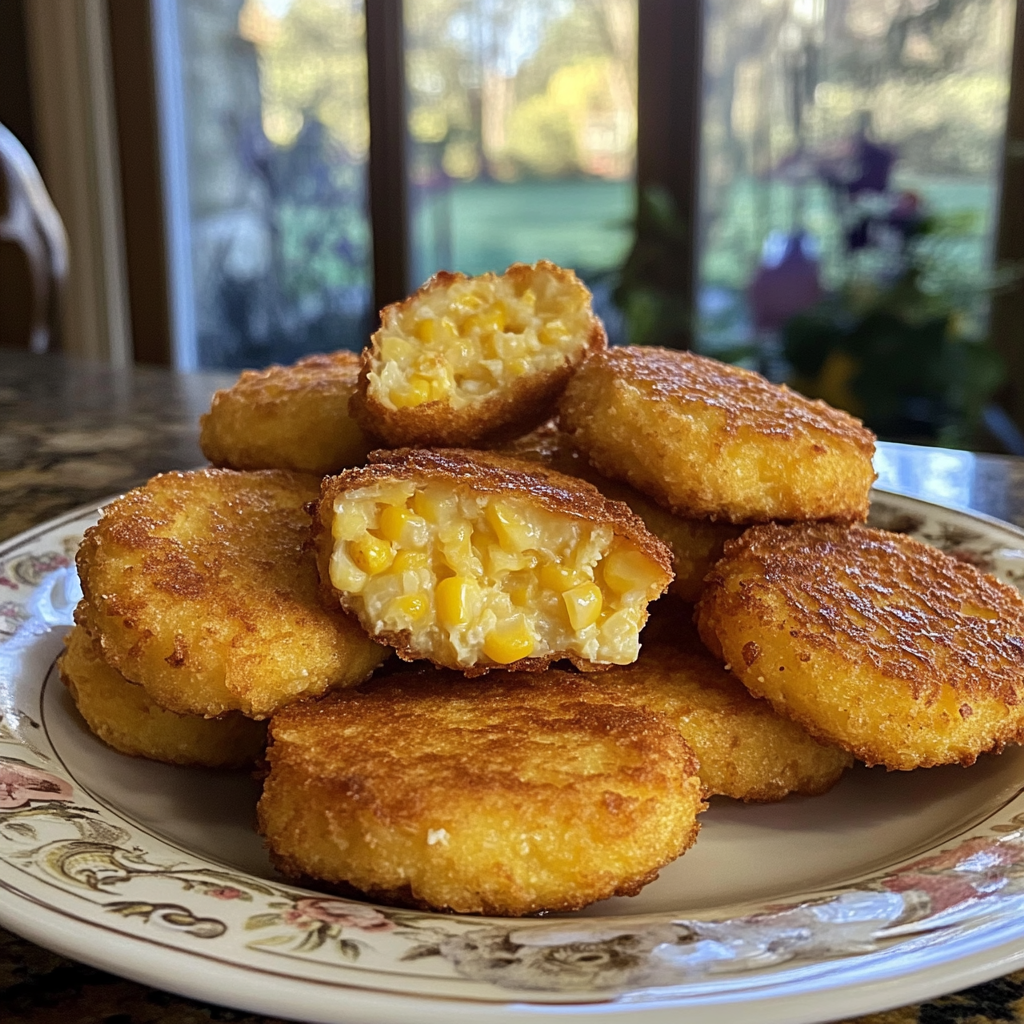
[91,0,1023,442]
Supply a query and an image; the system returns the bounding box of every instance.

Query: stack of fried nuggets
[66,468,385,768]
[61,259,1024,918]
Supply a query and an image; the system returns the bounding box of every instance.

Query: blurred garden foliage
[690,0,1013,448]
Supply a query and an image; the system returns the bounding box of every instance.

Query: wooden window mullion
[366,0,410,314]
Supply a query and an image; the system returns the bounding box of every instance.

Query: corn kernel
[330,549,366,593]
[420,317,457,347]
[414,318,437,344]
[436,576,476,628]
[349,533,394,575]
[379,505,413,543]
[487,501,537,552]
[440,520,475,572]
[391,376,433,409]
[487,545,534,577]
[380,335,416,363]
[387,593,428,622]
[483,619,535,664]
[445,339,476,371]
[539,319,570,346]
[414,487,456,524]
[519,288,536,309]
[455,291,485,313]
[506,579,535,606]
[602,548,661,595]
[332,507,369,541]
[540,563,585,593]
[463,303,507,336]
[562,583,603,631]
[393,550,429,572]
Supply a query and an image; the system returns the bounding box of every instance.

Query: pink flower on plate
[881,872,984,915]
[207,887,245,900]
[0,760,74,810]
[287,898,393,932]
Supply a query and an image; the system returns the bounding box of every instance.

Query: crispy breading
[313,448,673,674]
[258,670,705,915]
[199,350,369,474]
[696,522,1024,770]
[77,468,385,719]
[559,347,876,524]
[504,423,742,601]
[592,604,852,800]
[59,624,267,768]
[351,261,606,447]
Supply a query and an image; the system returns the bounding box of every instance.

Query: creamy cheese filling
[368,267,593,412]
[328,482,664,668]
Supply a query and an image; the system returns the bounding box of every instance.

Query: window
[698,0,1016,358]
[128,0,1021,443]
[167,0,373,369]
[404,0,637,338]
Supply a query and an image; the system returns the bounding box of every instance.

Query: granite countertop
[3,350,1024,1024]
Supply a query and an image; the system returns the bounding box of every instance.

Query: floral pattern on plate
[5,494,1024,1013]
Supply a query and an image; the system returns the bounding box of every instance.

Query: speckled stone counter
[4,350,1024,1024]
[0,352,234,541]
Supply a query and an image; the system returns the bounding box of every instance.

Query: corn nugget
[351,261,605,447]
[697,522,1024,770]
[258,670,705,915]
[595,606,852,800]
[199,350,369,475]
[60,624,266,768]
[77,468,385,719]
[559,347,876,524]
[313,448,673,674]
[505,423,742,601]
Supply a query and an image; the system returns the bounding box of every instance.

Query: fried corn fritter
[313,448,673,674]
[504,423,742,601]
[77,469,385,719]
[594,607,852,801]
[351,261,606,447]
[60,624,267,768]
[199,351,369,475]
[697,523,1024,770]
[559,347,876,524]
[258,670,705,915]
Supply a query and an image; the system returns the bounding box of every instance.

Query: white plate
[5,492,1024,1024]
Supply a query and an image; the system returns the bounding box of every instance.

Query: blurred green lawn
[409,174,996,292]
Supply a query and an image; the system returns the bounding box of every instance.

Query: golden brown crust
[59,624,267,768]
[591,604,852,801]
[351,261,606,447]
[199,350,370,475]
[330,447,673,572]
[696,522,1024,769]
[258,670,705,915]
[559,347,876,523]
[502,423,743,601]
[77,468,385,719]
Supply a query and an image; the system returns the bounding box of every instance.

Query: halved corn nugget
[559,347,876,524]
[351,261,606,446]
[258,670,705,915]
[697,522,1024,770]
[199,350,369,475]
[593,605,852,801]
[504,423,742,601]
[77,469,385,719]
[313,448,673,674]
[60,624,267,768]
